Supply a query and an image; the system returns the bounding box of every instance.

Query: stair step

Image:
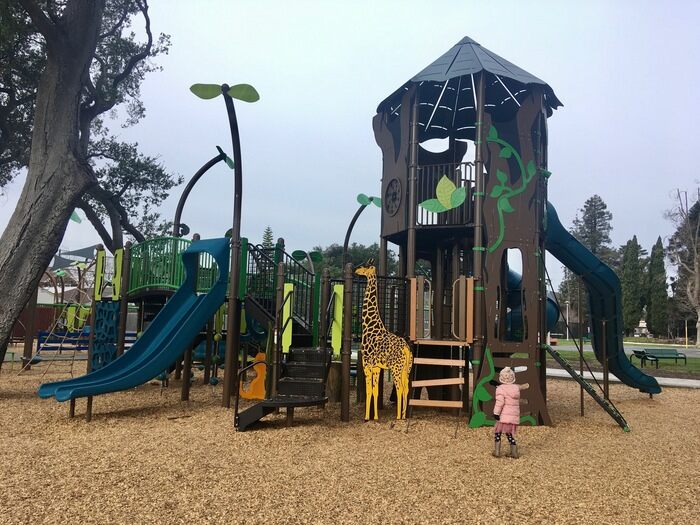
[278,377,326,397]
[411,377,464,388]
[287,348,329,364]
[413,357,464,366]
[284,362,326,379]
[408,399,463,408]
[235,402,276,432]
[415,339,469,347]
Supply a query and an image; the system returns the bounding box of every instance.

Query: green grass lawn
[548,349,700,376]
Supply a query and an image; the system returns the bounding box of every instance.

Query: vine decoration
[486,125,537,253]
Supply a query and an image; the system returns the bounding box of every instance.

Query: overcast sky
[1,0,697,285]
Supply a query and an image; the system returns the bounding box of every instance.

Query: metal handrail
[233,359,271,428]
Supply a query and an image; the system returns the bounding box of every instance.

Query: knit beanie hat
[499,367,516,384]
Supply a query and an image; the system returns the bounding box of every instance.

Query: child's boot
[492,441,501,457]
[509,444,519,459]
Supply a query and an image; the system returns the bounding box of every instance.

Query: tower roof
[377,36,562,141]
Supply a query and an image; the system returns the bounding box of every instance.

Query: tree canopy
[0,0,178,250]
[646,236,669,337]
[312,242,398,278]
[619,235,644,336]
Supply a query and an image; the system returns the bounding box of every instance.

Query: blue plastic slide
[545,202,661,394]
[38,238,230,402]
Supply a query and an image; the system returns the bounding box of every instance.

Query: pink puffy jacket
[493,384,520,425]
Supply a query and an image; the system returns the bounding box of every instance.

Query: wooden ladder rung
[413,357,464,366]
[408,399,463,408]
[411,377,464,387]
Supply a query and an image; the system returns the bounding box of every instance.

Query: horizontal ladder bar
[413,357,465,366]
[415,339,469,347]
[411,377,464,388]
[408,399,463,408]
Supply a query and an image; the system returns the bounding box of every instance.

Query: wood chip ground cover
[1,363,698,524]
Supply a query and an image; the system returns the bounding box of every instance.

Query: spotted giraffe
[355,261,413,420]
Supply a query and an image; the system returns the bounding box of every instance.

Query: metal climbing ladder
[545,346,629,431]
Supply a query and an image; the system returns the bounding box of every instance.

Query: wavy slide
[545,202,660,394]
[39,238,230,402]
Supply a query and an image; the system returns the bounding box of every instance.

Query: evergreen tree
[620,236,643,336]
[572,195,617,266]
[646,237,669,337]
[261,226,274,248]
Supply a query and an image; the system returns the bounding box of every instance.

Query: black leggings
[494,432,516,445]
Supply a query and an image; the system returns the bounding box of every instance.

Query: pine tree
[572,195,616,266]
[646,236,669,338]
[620,236,643,336]
[261,226,274,248]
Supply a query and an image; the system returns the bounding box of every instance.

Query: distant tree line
[557,191,698,345]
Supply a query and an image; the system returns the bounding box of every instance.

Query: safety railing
[128,237,191,295]
[416,161,475,226]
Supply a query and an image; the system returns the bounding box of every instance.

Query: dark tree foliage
[312,242,398,279]
[646,236,669,337]
[572,194,618,267]
[0,0,177,249]
[620,236,644,336]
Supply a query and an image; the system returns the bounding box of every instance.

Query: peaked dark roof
[377,36,561,140]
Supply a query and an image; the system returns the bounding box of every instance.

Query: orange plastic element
[239,352,267,400]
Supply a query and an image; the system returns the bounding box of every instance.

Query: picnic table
[630,348,687,368]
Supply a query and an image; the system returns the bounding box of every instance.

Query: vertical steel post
[319,268,331,351]
[203,320,213,384]
[271,262,285,398]
[578,278,584,416]
[341,263,353,422]
[221,85,245,409]
[406,92,419,278]
[471,73,487,392]
[116,242,131,357]
[602,319,609,400]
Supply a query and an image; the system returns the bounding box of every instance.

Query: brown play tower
[371,36,562,427]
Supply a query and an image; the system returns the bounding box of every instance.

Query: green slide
[38,238,230,402]
[545,202,661,395]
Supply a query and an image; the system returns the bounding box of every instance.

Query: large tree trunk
[0,0,105,366]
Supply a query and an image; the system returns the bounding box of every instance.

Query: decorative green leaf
[190,83,222,99]
[499,146,513,159]
[500,198,514,213]
[309,251,323,263]
[419,198,448,213]
[496,169,508,185]
[291,250,306,261]
[70,210,82,223]
[216,146,235,169]
[487,125,498,141]
[371,197,382,207]
[55,270,66,277]
[450,187,466,208]
[475,385,493,402]
[490,185,505,198]
[436,175,457,208]
[520,415,537,426]
[468,410,486,428]
[356,193,371,206]
[227,84,260,103]
[527,160,536,178]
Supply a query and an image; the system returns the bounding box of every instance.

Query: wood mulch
[1,362,698,524]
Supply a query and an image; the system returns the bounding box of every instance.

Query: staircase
[235,348,331,431]
[545,346,629,431]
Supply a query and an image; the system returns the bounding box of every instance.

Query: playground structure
[35,36,662,431]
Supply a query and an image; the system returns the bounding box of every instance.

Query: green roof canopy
[377,36,562,141]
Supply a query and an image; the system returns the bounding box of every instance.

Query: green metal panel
[128,237,192,295]
[311,271,321,346]
[94,248,106,301]
[238,237,248,300]
[331,284,343,359]
[282,283,293,353]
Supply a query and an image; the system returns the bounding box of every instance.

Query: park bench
[630,348,687,368]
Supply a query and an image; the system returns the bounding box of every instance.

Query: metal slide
[38,238,230,402]
[545,202,661,395]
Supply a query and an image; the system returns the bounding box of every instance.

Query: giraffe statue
[355,261,413,420]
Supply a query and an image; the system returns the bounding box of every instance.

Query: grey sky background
[1,0,698,286]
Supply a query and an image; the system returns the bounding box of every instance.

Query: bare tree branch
[77,199,114,253]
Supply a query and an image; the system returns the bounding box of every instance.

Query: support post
[602,319,609,400]
[85,396,93,422]
[181,345,193,401]
[578,277,584,417]
[203,320,213,384]
[406,91,419,278]
[341,263,353,422]
[471,72,487,394]
[319,268,331,351]
[116,242,131,357]
[69,398,75,418]
[271,262,285,398]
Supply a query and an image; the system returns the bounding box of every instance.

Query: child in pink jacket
[492,367,528,459]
